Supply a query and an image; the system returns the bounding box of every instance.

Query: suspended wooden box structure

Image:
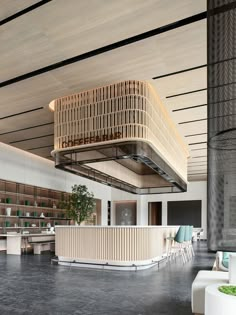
[49,80,189,194]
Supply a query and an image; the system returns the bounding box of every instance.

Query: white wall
[141,181,207,238]
[0,143,207,235]
[0,142,112,225]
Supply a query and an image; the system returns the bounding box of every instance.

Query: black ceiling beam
[9,133,53,144]
[188,164,207,167]
[28,144,54,151]
[179,118,207,125]
[152,64,206,80]
[188,172,207,176]
[209,1,236,16]
[189,141,207,146]
[185,132,207,137]
[0,122,54,136]
[0,107,43,120]
[192,156,207,159]
[166,88,206,99]
[0,0,52,26]
[179,113,236,127]
[0,11,206,89]
[191,148,207,151]
[173,104,207,112]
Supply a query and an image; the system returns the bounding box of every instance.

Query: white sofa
[191,270,228,315]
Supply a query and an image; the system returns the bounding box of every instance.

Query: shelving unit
[0,179,70,233]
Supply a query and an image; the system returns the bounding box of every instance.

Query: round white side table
[205,283,236,315]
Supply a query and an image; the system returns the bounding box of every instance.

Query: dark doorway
[148,202,162,225]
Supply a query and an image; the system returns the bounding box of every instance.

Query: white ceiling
[0,0,207,181]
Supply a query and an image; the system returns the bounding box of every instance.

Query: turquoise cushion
[222,252,230,269]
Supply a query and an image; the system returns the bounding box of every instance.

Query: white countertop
[0,233,55,237]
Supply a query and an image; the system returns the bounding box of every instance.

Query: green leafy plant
[218,285,236,296]
[60,185,95,225]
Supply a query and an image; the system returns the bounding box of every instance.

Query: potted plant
[218,285,236,296]
[60,185,95,225]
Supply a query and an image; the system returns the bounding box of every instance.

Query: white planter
[6,208,11,216]
[205,283,236,315]
[229,254,236,284]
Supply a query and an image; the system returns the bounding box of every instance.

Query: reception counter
[55,226,177,270]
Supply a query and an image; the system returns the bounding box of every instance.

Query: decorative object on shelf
[41,222,46,227]
[6,207,11,216]
[41,202,46,207]
[6,198,11,204]
[24,222,30,227]
[0,178,70,230]
[60,184,95,225]
[47,223,51,228]
[53,203,57,209]
[31,224,36,227]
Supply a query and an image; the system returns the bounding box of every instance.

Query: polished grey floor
[0,242,214,315]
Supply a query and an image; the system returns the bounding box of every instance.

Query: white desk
[0,233,55,255]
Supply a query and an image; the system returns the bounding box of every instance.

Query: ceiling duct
[49,80,189,194]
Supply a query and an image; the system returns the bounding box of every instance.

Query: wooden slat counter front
[55,226,177,270]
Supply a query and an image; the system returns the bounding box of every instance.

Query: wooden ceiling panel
[188,174,207,181]
[178,120,207,135]
[185,134,207,145]
[0,74,71,118]
[0,122,54,144]
[49,21,206,92]
[164,90,207,113]
[0,0,39,20]
[11,135,54,151]
[172,106,207,123]
[0,0,206,81]
[0,1,207,179]
[0,106,53,134]
[27,146,53,157]
[153,67,207,102]
[190,150,207,159]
